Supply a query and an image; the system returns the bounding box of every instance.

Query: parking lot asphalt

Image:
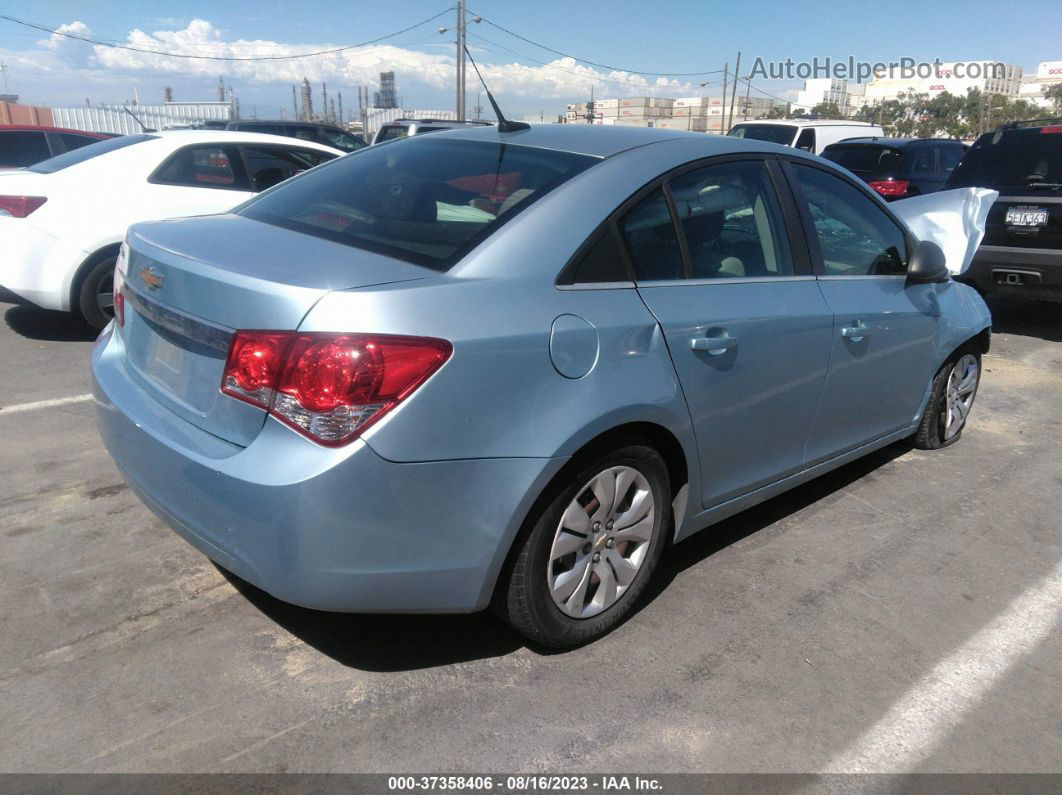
[1,292,1060,774]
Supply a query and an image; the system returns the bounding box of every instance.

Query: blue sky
[1,0,1059,116]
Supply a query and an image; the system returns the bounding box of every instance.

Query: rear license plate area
[1005,206,1048,227]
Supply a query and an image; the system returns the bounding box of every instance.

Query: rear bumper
[92,329,567,613]
[959,245,1062,303]
[0,219,86,311]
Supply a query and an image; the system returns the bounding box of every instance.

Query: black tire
[76,253,118,332]
[913,348,981,450]
[496,443,671,648]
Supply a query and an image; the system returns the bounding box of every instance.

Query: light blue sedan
[92,125,991,647]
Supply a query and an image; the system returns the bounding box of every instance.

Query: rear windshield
[240,137,597,270]
[374,126,407,143]
[949,129,1062,191]
[821,144,903,174]
[29,134,156,173]
[728,124,797,145]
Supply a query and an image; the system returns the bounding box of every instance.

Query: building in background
[855,61,1023,108]
[793,78,851,114]
[564,95,787,133]
[374,72,398,109]
[1018,60,1062,109]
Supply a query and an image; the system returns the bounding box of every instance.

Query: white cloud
[6,18,705,111]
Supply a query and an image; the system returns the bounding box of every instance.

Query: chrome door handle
[841,321,869,342]
[690,332,735,355]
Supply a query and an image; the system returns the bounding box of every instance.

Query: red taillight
[868,180,910,198]
[0,196,47,218]
[221,332,452,446]
[221,331,291,408]
[1041,125,1062,134]
[112,267,125,327]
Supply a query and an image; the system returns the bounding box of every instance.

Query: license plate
[1005,206,1048,227]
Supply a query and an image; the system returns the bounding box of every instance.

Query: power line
[468,10,723,77]
[467,33,703,91]
[0,8,455,61]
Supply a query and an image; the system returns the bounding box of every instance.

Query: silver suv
[371,118,493,145]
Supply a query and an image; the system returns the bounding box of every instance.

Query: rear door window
[29,134,156,173]
[239,145,336,192]
[240,138,596,270]
[619,189,685,281]
[0,131,52,167]
[795,129,816,152]
[151,144,250,190]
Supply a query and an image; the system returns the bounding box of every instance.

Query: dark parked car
[821,137,968,200]
[0,125,116,168]
[216,120,366,153]
[948,118,1062,303]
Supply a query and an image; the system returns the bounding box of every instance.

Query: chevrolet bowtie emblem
[139,266,164,289]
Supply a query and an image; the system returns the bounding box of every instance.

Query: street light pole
[456,0,466,121]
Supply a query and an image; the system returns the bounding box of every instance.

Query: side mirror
[906,240,950,284]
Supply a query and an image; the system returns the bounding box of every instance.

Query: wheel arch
[69,241,122,313]
[486,419,693,611]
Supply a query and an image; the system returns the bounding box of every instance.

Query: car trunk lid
[120,214,432,446]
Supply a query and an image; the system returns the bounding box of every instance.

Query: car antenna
[122,106,155,133]
[464,45,529,133]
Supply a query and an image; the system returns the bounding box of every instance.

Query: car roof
[826,137,963,147]
[734,119,879,128]
[152,129,342,154]
[405,122,811,159]
[0,125,112,137]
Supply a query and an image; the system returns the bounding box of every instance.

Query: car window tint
[938,144,964,172]
[728,124,797,145]
[321,127,365,152]
[0,131,52,167]
[795,129,816,152]
[374,126,407,142]
[792,164,908,276]
[571,228,629,283]
[908,146,935,174]
[239,138,595,270]
[619,189,685,281]
[668,160,793,279]
[822,145,901,174]
[235,123,279,134]
[153,145,247,189]
[29,134,157,173]
[948,129,1062,191]
[240,146,335,192]
[57,133,101,153]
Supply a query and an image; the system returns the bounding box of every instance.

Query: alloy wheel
[942,353,979,441]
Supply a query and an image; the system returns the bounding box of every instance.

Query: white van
[728,120,885,154]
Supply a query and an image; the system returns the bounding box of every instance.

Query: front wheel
[497,443,671,648]
[77,254,117,332]
[913,350,981,450]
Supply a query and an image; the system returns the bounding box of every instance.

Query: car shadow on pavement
[985,296,1062,343]
[634,439,914,617]
[221,440,913,670]
[3,301,98,342]
[217,567,527,672]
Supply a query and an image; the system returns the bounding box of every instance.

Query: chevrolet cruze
[93,125,991,647]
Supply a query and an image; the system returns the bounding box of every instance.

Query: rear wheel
[497,443,670,648]
[76,254,117,332]
[913,350,981,450]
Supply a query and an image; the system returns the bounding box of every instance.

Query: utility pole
[0,61,8,93]
[585,85,596,124]
[727,51,741,133]
[743,72,751,120]
[721,63,728,136]
[338,92,343,125]
[291,85,297,119]
[456,0,467,120]
[322,82,328,123]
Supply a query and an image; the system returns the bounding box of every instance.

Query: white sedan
[0,130,341,329]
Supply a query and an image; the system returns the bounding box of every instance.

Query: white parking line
[824,557,1062,772]
[0,394,93,415]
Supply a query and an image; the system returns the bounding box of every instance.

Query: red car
[0,125,117,169]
